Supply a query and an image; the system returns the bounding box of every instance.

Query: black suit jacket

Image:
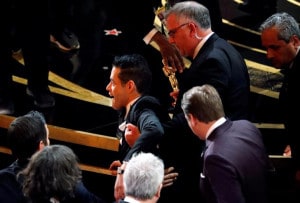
[0,161,27,203]
[175,33,250,119]
[280,51,300,170]
[200,119,270,203]
[118,95,170,162]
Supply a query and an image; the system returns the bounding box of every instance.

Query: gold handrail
[0,114,119,176]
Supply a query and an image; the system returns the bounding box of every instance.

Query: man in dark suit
[157,2,251,202]
[259,12,300,200]
[181,84,270,203]
[106,54,171,202]
[164,1,250,118]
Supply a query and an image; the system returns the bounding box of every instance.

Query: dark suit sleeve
[124,108,163,161]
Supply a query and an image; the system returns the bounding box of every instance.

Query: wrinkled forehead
[261,28,282,45]
[165,13,187,26]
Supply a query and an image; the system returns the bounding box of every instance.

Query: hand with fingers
[125,123,141,148]
[152,31,185,73]
[109,160,122,176]
[163,166,179,188]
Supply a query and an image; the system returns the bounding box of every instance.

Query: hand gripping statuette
[162,60,179,107]
[162,61,179,92]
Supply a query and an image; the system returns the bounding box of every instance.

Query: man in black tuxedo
[181,84,270,203]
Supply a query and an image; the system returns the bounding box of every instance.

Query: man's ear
[188,114,198,126]
[155,183,163,198]
[290,34,300,47]
[126,80,136,92]
[38,140,45,151]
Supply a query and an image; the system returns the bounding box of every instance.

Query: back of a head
[181,84,225,123]
[123,152,164,201]
[21,144,82,202]
[112,53,152,95]
[7,110,47,161]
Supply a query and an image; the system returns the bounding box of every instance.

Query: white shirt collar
[193,32,214,59]
[124,196,141,203]
[206,117,226,139]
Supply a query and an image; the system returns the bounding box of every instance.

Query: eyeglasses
[167,23,189,37]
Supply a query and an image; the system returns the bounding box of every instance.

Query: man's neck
[125,96,141,119]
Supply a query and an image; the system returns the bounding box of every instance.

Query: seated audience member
[0,111,105,203]
[181,84,271,203]
[0,110,49,203]
[19,144,106,203]
[121,152,164,203]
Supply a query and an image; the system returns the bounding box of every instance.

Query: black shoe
[26,88,55,108]
[50,28,80,53]
[0,98,15,115]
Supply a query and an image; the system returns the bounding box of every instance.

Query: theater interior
[0,0,299,202]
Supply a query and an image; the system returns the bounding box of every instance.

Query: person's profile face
[261,28,297,69]
[165,14,191,57]
[106,67,129,110]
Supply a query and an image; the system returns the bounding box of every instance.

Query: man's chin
[111,103,121,111]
